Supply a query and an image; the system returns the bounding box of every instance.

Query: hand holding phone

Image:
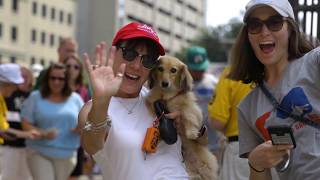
[267,125,295,172]
[267,125,296,148]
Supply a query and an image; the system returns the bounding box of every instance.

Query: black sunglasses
[66,64,80,70]
[118,47,157,69]
[246,15,287,34]
[49,76,65,81]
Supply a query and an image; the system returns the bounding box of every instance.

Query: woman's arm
[249,167,272,180]
[210,118,226,132]
[247,141,293,180]
[79,43,125,155]
[21,119,55,140]
[79,100,110,155]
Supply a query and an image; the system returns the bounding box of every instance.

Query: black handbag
[153,100,177,145]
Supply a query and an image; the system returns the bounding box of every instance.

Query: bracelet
[83,116,112,132]
[248,161,265,173]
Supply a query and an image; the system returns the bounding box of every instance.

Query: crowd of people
[0,0,319,180]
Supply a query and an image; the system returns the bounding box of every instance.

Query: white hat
[0,64,24,84]
[30,63,44,78]
[243,0,295,22]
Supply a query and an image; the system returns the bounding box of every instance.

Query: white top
[93,87,188,180]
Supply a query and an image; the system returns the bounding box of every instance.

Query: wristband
[248,161,265,173]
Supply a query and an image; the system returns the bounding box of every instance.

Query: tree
[176,18,242,63]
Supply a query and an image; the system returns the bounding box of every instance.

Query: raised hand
[83,42,126,101]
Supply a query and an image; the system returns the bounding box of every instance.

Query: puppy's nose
[161,81,169,88]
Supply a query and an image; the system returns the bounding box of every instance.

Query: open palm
[83,43,126,100]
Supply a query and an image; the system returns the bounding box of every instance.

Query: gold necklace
[116,94,141,114]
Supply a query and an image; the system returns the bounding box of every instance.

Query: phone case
[267,125,296,148]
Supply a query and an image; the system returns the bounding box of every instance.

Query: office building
[0,0,77,66]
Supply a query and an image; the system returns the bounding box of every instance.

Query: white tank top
[93,87,188,180]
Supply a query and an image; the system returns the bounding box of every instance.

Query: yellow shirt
[208,68,252,137]
[0,94,10,144]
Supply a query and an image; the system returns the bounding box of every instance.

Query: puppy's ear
[148,60,160,89]
[148,69,156,89]
[180,65,193,91]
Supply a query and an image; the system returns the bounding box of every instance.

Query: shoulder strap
[260,84,320,130]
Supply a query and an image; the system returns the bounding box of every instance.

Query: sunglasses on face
[66,64,80,70]
[118,47,157,69]
[49,76,66,82]
[246,15,287,34]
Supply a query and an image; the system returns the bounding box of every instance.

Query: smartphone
[267,125,296,148]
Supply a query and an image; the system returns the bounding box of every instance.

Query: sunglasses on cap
[49,76,66,82]
[66,64,80,70]
[246,15,287,35]
[118,46,157,69]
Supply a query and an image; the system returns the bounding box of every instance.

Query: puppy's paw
[185,129,199,139]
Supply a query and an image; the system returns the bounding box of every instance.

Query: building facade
[77,0,207,56]
[0,0,77,66]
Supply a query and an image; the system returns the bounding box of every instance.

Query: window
[30,57,36,64]
[32,1,37,15]
[31,29,36,42]
[0,23,2,38]
[11,26,17,42]
[10,56,16,63]
[177,0,183,4]
[42,4,46,18]
[59,10,64,23]
[67,13,72,25]
[12,0,18,12]
[49,34,54,46]
[40,59,45,65]
[41,32,46,44]
[51,7,55,20]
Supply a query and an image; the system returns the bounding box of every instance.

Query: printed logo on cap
[194,55,204,64]
[137,24,159,40]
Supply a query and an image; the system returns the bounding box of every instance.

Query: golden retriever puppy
[146,56,218,180]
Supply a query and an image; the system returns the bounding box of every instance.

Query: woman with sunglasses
[64,55,91,179]
[65,55,90,103]
[21,63,84,180]
[78,22,190,179]
[227,0,319,180]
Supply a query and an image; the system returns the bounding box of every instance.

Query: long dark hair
[64,55,84,86]
[228,17,314,85]
[40,63,72,98]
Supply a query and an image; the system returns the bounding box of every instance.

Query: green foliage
[176,18,243,63]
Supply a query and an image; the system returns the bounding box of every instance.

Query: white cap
[0,64,24,84]
[243,0,295,22]
[30,63,44,78]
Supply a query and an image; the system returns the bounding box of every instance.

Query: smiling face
[113,44,152,98]
[248,6,290,70]
[48,68,66,95]
[65,57,81,83]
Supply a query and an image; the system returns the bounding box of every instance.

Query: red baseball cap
[112,22,165,56]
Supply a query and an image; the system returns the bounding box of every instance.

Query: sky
[206,0,249,27]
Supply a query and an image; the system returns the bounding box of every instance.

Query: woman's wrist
[248,160,265,172]
[248,152,265,173]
